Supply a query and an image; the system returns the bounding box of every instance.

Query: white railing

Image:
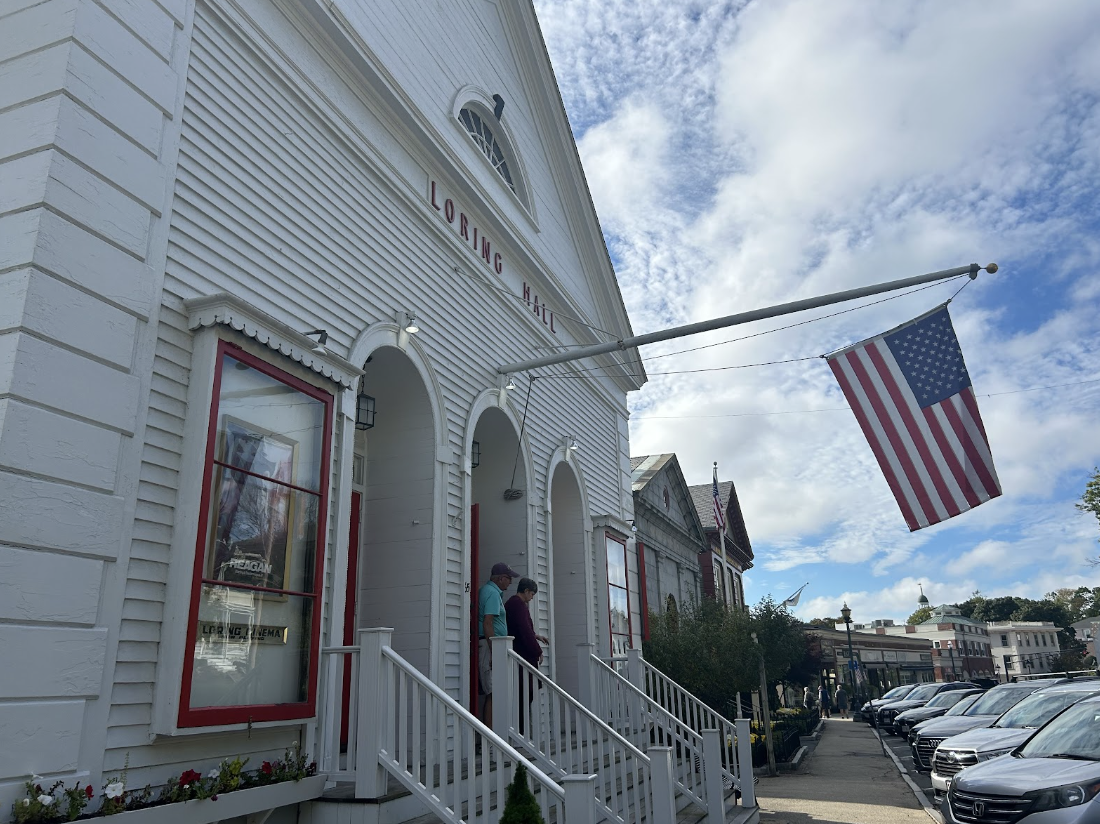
[319,643,360,785]
[582,646,756,820]
[320,628,603,824]
[634,651,747,797]
[491,637,676,824]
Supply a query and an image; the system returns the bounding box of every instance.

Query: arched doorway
[549,460,586,698]
[351,346,435,674]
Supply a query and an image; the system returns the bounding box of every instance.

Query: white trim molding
[185,293,363,389]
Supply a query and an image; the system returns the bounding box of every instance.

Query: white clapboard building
[0,2,758,823]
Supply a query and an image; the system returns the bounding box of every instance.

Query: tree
[1047,649,1090,674]
[500,764,545,824]
[644,596,807,716]
[1077,468,1100,544]
[907,606,933,625]
[807,616,841,627]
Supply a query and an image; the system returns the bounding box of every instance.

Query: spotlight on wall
[403,312,420,334]
[304,329,328,354]
[568,436,579,451]
[505,374,517,390]
[471,440,481,469]
[630,520,638,533]
[355,386,376,430]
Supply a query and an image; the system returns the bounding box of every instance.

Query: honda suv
[911,680,1062,772]
[931,681,1100,802]
[944,693,1100,823]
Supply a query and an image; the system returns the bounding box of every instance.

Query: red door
[469,503,480,714]
[341,491,361,749]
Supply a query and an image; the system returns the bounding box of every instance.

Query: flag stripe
[960,385,992,443]
[867,342,966,519]
[846,346,943,527]
[922,404,983,509]
[942,390,1001,499]
[829,352,924,530]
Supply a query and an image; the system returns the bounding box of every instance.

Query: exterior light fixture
[355,387,376,430]
[471,440,481,469]
[568,437,579,451]
[304,329,328,354]
[403,312,419,334]
[505,374,516,390]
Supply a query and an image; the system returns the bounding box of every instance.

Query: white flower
[21,799,30,807]
[105,781,125,799]
[38,795,54,805]
[208,769,220,779]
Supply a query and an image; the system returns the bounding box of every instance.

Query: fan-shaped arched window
[458,107,515,191]
[457,105,529,209]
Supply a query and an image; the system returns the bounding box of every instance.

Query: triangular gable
[312,0,643,391]
[631,454,707,546]
[688,478,754,571]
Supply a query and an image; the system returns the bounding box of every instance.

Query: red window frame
[635,540,650,641]
[605,532,633,655]
[178,341,333,727]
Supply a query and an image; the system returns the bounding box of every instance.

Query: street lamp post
[841,602,857,710]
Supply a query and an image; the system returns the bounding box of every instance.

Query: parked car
[910,680,1064,772]
[876,682,981,735]
[896,688,985,739]
[931,680,1100,803]
[859,684,920,723]
[944,693,1100,823]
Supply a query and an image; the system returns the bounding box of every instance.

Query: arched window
[459,107,514,190]
[456,103,530,209]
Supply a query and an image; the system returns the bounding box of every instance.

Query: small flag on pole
[826,304,1001,531]
[783,583,809,608]
[711,462,726,531]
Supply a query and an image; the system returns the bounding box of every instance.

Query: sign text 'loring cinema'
[430,179,558,335]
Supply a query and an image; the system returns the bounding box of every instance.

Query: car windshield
[1021,702,1100,760]
[881,685,915,701]
[966,688,1036,716]
[927,690,972,709]
[994,691,1099,729]
[945,693,982,715]
[906,684,941,702]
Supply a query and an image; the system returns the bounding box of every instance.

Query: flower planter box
[101,775,326,824]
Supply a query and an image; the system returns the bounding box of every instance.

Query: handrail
[589,654,711,809]
[505,649,654,824]
[380,644,567,816]
[639,655,740,790]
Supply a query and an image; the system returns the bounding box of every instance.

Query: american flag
[826,305,1001,531]
[712,463,726,531]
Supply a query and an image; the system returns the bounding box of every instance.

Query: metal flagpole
[497,262,996,374]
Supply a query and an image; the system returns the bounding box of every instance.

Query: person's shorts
[478,638,492,695]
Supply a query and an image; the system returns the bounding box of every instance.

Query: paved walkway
[754,717,933,824]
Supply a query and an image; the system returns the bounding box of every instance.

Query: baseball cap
[491,562,520,578]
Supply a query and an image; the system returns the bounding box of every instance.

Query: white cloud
[538,0,1100,613]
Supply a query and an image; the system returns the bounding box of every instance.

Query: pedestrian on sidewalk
[834,684,849,719]
[803,685,814,709]
[818,683,831,718]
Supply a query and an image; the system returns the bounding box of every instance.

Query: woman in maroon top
[505,578,549,734]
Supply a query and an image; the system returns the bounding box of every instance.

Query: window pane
[217,355,325,492]
[190,585,313,709]
[606,538,626,587]
[205,466,319,593]
[609,587,629,635]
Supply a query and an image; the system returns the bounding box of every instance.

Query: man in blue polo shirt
[478,562,520,727]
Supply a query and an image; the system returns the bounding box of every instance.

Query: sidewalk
[754,717,932,824]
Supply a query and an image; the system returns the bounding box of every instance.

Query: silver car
[932,681,1100,801]
[945,693,1100,823]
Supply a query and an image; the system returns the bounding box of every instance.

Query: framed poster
[207,417,297,595]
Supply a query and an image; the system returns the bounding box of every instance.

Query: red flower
[261,762,273,775]
[85,785,94,799]
[211,795,218,802]
[179,769,201,787]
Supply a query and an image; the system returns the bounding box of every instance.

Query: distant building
[688,477,754,608]
[810,626,935,695]
[1071,617,1100,664]
[989,621,1064,681]
[873,603,996,681]
[630,454,708,632]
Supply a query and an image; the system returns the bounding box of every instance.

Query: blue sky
[535,0,1100,623]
